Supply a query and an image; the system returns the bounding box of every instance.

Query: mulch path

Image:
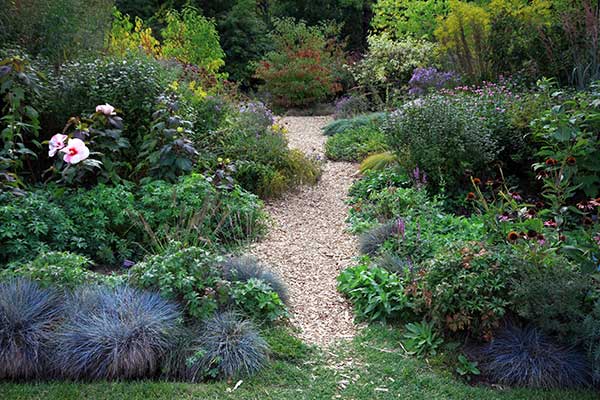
[249,116,359,346]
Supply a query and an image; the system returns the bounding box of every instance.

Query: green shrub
[230,278,288,323]
[1,252,90,289]
[138,174,265,248]
[0,190,76,265]
[325,125,388,162]
[347,186,428,232]
[57,184,140,265]
[254,18,343,108]
[138,94,198,182]
[216,0,271,85]
[511,263,592,341]
[161,6,225,74]
[0,0,113,65]
[371,0,448,40]
[350,34,438,107]
[323,112,387,136]
[223,256,289,304]
[223,122,321,198]
[130,245,225,321]
[385,95,499,190]
[424,243,520,339]
[338,260,414,322]
[48,54,170,152]
[0,185,141,266]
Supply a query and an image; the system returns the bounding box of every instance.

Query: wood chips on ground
[249,116,359,347]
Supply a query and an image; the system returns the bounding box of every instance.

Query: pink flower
[60,138,90,164]
[48,133,68,157]
[95,104,116,116]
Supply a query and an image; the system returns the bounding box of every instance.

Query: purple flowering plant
[408,67,460,96]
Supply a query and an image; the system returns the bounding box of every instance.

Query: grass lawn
[1,325,596,400]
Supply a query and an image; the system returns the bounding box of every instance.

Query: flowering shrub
[255,18,344,108]
[48,55,168,155]
[408,67,460,95]
[350,34,439,107]
[237,101,275,135]
[47,104,128,185]
[532,86,600,204]
[385,95,499,190]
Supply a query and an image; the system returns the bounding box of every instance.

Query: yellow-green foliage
[107,8,161,58]
[372,0,448,40]
[435,0,554,81]
[359,152,398,173]
[161,6,225,74]
[435,0,491,81]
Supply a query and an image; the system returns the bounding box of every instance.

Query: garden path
[249,116,358,346]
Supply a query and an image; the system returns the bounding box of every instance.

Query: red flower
[466,192,476,201]
[472,177,481,185]
[545,158,558,166]
[566,156,576,166]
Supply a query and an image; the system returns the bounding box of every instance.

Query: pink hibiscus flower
[61,138,90,164]
[48,133,68,157]
[95,104,116,116]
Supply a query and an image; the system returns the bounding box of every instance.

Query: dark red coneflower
[566,156,576,166]
[507,231,519,242]
[466,192,476,201]
[545,158,558,166]
[472,177,481,185]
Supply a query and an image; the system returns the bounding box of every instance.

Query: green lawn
[1,326,596,400]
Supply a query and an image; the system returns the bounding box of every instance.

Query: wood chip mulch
[249,116,359,347]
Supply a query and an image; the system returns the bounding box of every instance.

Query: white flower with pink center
[48,133,68,157]
[60,138,90,164]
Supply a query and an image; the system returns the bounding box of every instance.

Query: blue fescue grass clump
[359,221,399,256]
[0,278,62,380]
[322,112,387,136]
[223,256,289,304]
[184,312,269,381]
[53,285,181,381]
[477,325,591,389]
